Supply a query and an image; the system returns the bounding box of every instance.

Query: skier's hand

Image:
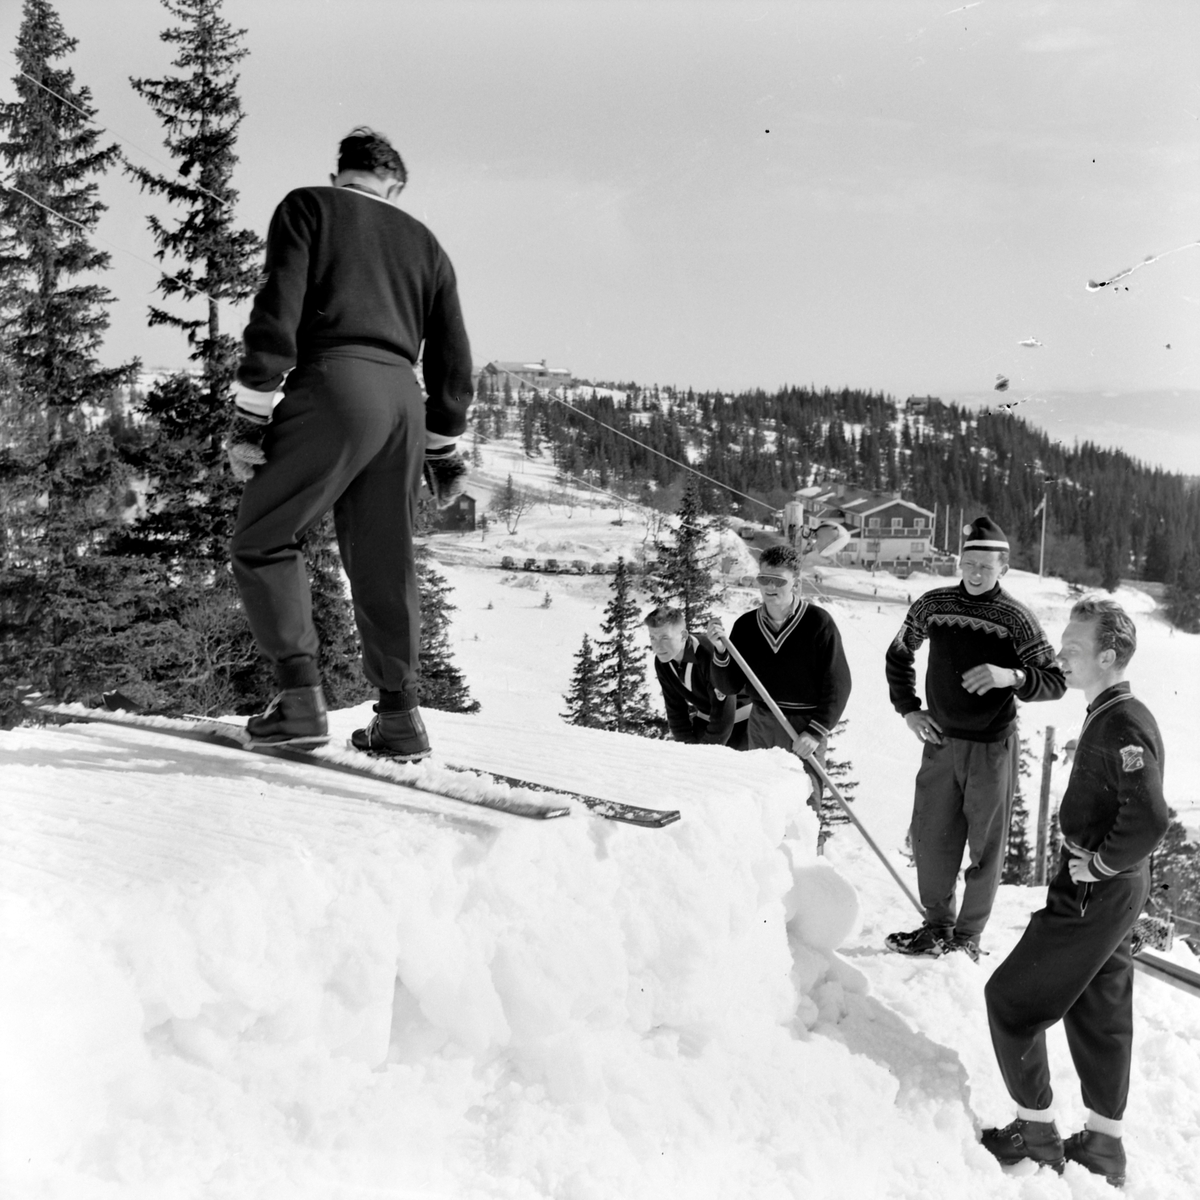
[423,446,468,508]
[961,663,1017,695]
[1067,844,1100,883]
[705,618,728,652]
[792,731,820,759]
[224,390,273,482]
[905,710,944,745]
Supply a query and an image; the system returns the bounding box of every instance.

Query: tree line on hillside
[475,376,1200,631]
[0,0,474,725]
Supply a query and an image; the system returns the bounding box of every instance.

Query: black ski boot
[885,923,953,957]
[246,686,329,747]
[980,1119,1065,1172]
[351,706,431,762]
[1064,1130,1126,1187]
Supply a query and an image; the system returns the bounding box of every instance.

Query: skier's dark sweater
[654,634,750,744]
[711,599,851,739]
[238,185,472,437]
[885,582,1065,742]
[1059,683,1170,878]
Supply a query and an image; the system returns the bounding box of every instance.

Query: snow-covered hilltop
[2,439,1198,1199]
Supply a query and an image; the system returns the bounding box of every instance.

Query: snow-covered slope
[2,441,1198,1199]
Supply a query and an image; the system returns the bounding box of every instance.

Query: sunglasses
[755,574,794,587]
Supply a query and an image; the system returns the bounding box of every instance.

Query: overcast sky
[3,1,1198,469]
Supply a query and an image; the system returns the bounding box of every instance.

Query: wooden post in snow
[1034,726,1056,886]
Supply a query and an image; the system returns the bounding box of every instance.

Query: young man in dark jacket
[227,127,473,759]
[644,605,751,750]
[884,517,1066,959]
[706,544,852,806]
[980,597,1169,1186]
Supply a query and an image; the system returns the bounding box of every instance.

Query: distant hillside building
[480,360,573,394]
[793,483,954,577]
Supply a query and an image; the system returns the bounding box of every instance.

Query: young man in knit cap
[226,127,473,759]
[705,544,852,806]
[645,605,752,750]
[980,597,1168,1186]
[884,516,1065,959]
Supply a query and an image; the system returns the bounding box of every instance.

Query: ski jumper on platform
[706,544,852,806]
[644,605,752,750]
[228,127,472,759]
[884,517,1065,959]
[980,597,1169,1186]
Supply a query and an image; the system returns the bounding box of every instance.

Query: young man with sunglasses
[227,127,473,760]
[705,544,852,807]
[884,517,1066,960]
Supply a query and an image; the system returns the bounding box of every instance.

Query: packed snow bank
[1,710,896,1199]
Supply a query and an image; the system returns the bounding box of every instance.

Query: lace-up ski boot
[884,923,954,957]
[350,706,431,762]
[980,1119,1065,1173]
[1064,1130,1126,1187]
[246,686,329,746]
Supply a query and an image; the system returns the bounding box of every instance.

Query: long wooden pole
[716,634,924,917]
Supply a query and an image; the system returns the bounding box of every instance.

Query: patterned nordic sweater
[885,582,1065,742]
[1060,683,1169,878]
[711,599,852,740]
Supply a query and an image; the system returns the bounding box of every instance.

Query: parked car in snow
[500,555,516,570]
[523,558,538,571]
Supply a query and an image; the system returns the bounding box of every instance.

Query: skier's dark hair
[759,544,799,573]
[644,605,685,629]
[1071,596,1137,668]
[338,126,407,183]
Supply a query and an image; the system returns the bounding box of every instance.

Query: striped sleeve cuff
[1091,852,1119,878]
[807,720,831,739]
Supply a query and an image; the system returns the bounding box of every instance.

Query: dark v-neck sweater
[711,598,852,739]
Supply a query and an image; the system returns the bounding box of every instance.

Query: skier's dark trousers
[979,597,1169,1185]
[229,127,472,759]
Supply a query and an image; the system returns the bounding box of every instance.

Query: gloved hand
[225,387,275,482]
[423,443,468,508]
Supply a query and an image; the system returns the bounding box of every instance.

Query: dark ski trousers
[231,347,425,704]
[910,733,1017,939]
[746,705,828,811]
[984,859,1148,1119]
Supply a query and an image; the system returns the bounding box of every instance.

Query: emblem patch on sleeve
[1119,744,1145,773]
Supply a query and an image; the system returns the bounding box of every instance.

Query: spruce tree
[120,0,360,713]
[0,0,144,724]
[593,557,663,737]
[562,633,604,728]
[122,0,263,563]
[415,545,479,713]
[816,718,856,853]
[1002,733,1036,884]
[649,474,721,629]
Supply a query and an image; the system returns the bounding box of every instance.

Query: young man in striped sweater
[227,127,473,760]
[884,517,1066,959]
[705,544,852,807]
[979,597,1169,1186]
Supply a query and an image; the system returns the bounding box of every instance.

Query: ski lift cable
[17,69,233,209]
[1,180,224,308]
[486,365,778,515]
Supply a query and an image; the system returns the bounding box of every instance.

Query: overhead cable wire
[1,179,224,308]
[17,69,233,209]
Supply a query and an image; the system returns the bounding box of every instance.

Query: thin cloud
[1021,27,1109,54]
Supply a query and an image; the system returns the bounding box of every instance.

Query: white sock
[1016,1104,1056,1123]
[1086,1112,1123,1139]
